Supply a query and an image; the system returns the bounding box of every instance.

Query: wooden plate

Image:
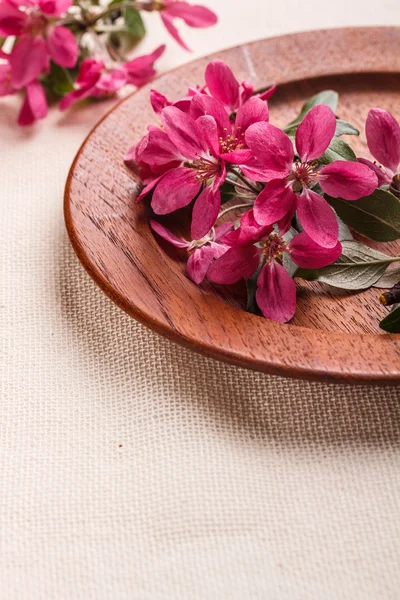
[65,27,400,385]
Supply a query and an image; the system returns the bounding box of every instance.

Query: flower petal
[47,26,78,68]
[214,221,235,241]
[190,93,231,136]
[123,44,165,87]
[161,12,190,51]
[191,186,220,239]
[39,0,72,15]
[256,261,296,322]
[207,244,260,284]
[10,35,48,89]
[257,83,277,102]
[254,179,297,226]
[205,59,239,110]
[366,108,400,173]
[289,232,342,268]
[187,245,216,284]
[137,173,166,202]
[0,1,26,36]
[149,220,189,248]
[151,167,201,214]
[150,89,170,114]
[223,209,272,246]
[93,68,127,95]
[295,104,336,162]
[235,96,269,133]
[195,115,220,157]
[297,188,339,248]
[245,122,293,178]
[166,2,218,27]
[319,160,378,200]
[221,149,254,164]
[76,58,104,85]
[161,106,206,159]
[136,127,181,166]
[59,85,94,110]
[357,157,392,187]
[17,80,47,126]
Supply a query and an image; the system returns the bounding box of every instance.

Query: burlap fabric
[2,2,400,597]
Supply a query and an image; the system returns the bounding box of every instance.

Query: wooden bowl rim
[65,26,400,386]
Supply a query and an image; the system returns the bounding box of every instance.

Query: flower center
[219,126,245,154]
[191,156,220,183]
[292,160,319,190]
[262,233,289,264]
[188,229,214,249]
[24,8,47,35]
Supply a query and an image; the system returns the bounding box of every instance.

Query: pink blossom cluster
[125,61,396,323]
[0,0,217,124]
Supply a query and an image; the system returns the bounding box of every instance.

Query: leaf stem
[229,169,260,194]
[218,203,253,220]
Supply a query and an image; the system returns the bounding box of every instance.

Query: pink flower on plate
[205,59,276,113]
[59,46,165,110]
[157,1,217,51]
[138,94,269,239]
[0,0,78,90]
[124,125,182,188]
[207,209,342,322]
[150,219,233,284]
[245,105,378,248]
[358,108,400,187]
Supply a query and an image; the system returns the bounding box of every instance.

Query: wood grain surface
[65,27,400,385]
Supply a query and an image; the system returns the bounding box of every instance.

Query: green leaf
[42,61,74,97]
[335,119,359,137]
[379,304,400,333]
[124,6,146,40]
[220,179,239,204]
[327,189,400,242]
[337,216,354,241]
[107,29,142,58]
[284,90,338,133]
[319,137,357,164]
[295,240,397,290]
[373,266,400,289]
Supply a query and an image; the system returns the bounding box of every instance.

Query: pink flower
[123,44,166,87]
[60,46,165,111]
[0,52,47,125]
[208,209,342,322]
[124,125,182,185]
[205,59,276,113]
[358,108,400,187]
[138,94,269,239]
[0,0,78,90]
[18,78,47,125]
[245,105,378,248]
[158,1,217,51]
[150,219,233,284]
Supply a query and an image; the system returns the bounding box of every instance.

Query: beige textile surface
[2,1,400,598]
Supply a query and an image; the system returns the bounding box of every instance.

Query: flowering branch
[0,0,218,125]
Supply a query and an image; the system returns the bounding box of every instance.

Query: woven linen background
[1,1,400,598]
